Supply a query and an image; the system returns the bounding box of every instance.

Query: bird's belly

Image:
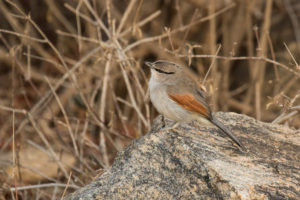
[149,87,193,122]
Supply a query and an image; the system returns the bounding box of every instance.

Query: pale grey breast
[149,77,192,122]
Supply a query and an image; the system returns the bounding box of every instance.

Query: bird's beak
[145,61,154,69]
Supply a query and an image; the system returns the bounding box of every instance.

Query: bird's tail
[210,117,247,151]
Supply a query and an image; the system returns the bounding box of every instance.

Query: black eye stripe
[154,68,175,74]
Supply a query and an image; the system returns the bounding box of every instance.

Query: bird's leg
[161,115,166,128]
[191,120,198,128]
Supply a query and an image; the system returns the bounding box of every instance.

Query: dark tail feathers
[210,117,247,151]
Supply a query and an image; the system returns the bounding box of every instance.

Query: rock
[65,112,300,200]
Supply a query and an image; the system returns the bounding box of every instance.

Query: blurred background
[0,0,299,199]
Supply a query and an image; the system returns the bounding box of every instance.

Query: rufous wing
[168,93,211,118]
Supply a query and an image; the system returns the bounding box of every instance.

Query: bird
[146,60,246,150]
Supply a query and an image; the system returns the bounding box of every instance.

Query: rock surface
[65,112,300,200]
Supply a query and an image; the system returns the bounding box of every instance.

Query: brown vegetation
[0,0,299,199]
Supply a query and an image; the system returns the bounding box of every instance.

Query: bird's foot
[159,122,179,132]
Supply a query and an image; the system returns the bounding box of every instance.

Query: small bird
[146,60,246,150]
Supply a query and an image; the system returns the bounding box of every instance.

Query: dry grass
[0,0,299,199]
